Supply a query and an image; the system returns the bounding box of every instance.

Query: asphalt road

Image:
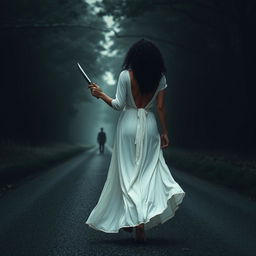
[0,147,255,256]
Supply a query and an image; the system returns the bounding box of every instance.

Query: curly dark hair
[122,38,167,94]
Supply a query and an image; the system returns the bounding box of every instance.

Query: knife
[77,62,92,85]
[77,62,100,99]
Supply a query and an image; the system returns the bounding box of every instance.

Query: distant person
[97,128,106,154]
[85,39,185,242]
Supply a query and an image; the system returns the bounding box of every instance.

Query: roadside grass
[164,147,256,200]
[0,141,93,195]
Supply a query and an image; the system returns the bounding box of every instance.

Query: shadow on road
[91,237,183,247]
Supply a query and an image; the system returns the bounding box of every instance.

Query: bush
[165,147,256,199]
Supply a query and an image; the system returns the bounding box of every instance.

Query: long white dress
[85,69,186,233]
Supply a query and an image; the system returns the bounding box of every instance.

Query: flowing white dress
[85,69,185,233]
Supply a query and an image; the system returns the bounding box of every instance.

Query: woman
[85,39,185,242]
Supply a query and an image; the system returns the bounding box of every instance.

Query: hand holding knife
[77,62,101,99]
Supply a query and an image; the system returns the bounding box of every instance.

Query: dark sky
[0,0,255,151]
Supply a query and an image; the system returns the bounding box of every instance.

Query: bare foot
[121,227,133,233]
[135,223,146,242]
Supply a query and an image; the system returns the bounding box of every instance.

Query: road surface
[0,147,255,256]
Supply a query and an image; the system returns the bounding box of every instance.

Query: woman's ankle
[134,223,146,241]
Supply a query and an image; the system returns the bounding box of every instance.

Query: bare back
[128,70,157,109]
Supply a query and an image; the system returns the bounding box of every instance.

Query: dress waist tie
[127,107,148,191]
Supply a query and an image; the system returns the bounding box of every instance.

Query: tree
[0,0,105,144]
[92,0,256,149]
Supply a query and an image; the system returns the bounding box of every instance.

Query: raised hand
[88,83,103,99]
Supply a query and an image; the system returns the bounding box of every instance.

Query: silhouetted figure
[97,128,106,154]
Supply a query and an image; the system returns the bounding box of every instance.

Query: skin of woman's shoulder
[127,69,136,82]
[156,84,166,110]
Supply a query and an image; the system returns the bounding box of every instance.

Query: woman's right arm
[156,90,169,148]
[88,71,127,110]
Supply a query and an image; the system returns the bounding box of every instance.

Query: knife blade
[77,62,92,85]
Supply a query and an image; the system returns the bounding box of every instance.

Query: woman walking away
[85,39,186,242]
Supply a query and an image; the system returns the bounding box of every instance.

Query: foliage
[95,0,256,149]
[165,147,256,199]
[0,0,105,143]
